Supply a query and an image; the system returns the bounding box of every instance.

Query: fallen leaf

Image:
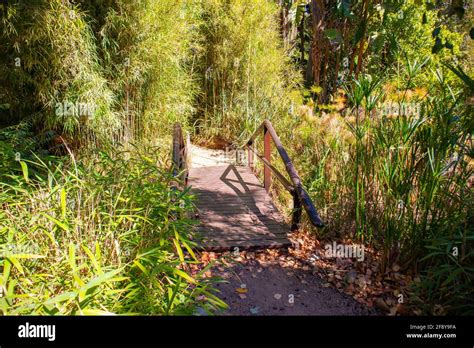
[396,303,409,315]
[236,287,248,294]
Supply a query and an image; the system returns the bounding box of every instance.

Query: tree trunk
[355,0,369,78]
[299,8,305,65]
[310,0,325,90]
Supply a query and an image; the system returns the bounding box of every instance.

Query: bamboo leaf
[173,268,196,284]
[60,187,67,219]
[19,161,29,182]
[82,245,103,275]
[41,212,69,231]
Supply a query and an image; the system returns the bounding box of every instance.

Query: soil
[210,254,379,316]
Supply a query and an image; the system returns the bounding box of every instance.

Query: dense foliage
[0,0,472,315]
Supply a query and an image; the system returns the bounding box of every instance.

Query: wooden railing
[172,122,188,186]
[244,120,324,230]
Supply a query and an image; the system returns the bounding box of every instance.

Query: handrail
[172,122,188,186]
[243,120,324,229]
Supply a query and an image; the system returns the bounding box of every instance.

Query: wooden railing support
[243,119,324,229]
[172,123,188,186]
[263,126,271,192]
[248,140,254,170]
[291,193,302,231]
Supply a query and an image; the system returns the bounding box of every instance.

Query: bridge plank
[189,164,291,250]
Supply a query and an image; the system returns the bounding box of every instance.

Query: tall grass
[0,0,471,316]
[0,0,117,144]
[0,144,226,315]
[0,0,198,147]
[292,61,473,314]
[98,0,198,144]
[192,0,301,143]
[0,0,226,316]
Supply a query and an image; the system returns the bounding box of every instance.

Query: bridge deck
[189,164,291,251]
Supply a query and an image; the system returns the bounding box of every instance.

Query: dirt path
[210,254,376,316]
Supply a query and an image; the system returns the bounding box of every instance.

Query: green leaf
[295,4,305,24]
[182,239,197,261]
[2,259,11,285]
[7,253,44,259]
[19,161,28,182]
[68,243,84,287]
[173,238,185,263]
[353,21,366,45]
[82,245,103,275]
[44,291,77,305]
[6,257,23,274]
[80,309,116,315]
[132,259,148,275]
[78,269,123,301]
[173,268,196,284]
[60,187,67,219]
[41,212,69,231]
[371,33,385,52]
[444,63,474,91]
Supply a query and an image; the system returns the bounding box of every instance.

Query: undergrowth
[0,143,226,315]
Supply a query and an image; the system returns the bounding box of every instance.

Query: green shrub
[0,0,198,147]
[295,62,473,314]
[0,0,117,144]
[0,144,226,315]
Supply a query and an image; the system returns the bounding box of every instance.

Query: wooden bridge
[172,120,324,251]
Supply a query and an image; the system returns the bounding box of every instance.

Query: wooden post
[172,123,180,178]
[243,120,324,228]
[248,142,253,171]
[291,193,302,231]
[264,126,271,192]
